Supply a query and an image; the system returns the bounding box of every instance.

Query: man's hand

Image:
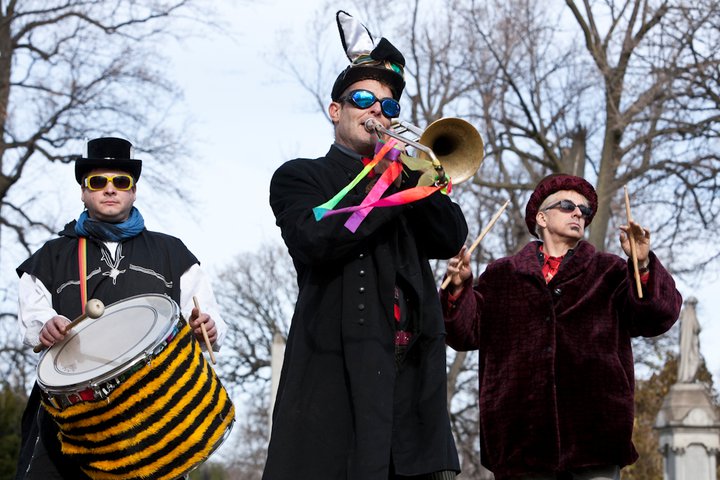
[373,149,405,188]
[39,316,71,348]
[445,246,472,295]
[188,306,217,346]
[620,220,650,267]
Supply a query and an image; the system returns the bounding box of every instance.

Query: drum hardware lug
[100,383,115,397]
[143,351,154,365]
[48,396,61,410]
[90,383,102,399]
[90,378,121,400]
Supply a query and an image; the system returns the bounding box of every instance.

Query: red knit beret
[525,174,598,237]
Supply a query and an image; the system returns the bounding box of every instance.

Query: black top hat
[330,11,406,101]
[74,137,142,184]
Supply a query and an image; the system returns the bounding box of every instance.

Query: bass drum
[37,293,235,480]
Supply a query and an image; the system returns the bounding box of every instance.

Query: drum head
[37,294,179,392]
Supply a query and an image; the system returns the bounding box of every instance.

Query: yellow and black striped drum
[36,293,235,480]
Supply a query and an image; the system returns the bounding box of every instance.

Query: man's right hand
[446,246,472,295]
[38,316,71,348]
[373,157,404,188]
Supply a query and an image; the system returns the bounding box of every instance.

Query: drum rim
[36,293,180,394]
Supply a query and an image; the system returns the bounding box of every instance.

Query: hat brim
[331,66,405,101]
[75,158,142,184]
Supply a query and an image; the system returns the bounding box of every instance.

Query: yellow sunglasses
[83,174,135,191]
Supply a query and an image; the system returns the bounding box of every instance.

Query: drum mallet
[441,199,510,290]
[624,186,644,299]
[33,299,105,353]
[192,296,216,365]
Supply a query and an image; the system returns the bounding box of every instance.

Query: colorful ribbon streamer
[313,140,451,232]
[312,139,397,221]
[335,185,446,232]
[344,159,404,232]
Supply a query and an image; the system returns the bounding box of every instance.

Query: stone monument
[269,332,285,432]
[677,297,701,384]
[655,297,720,480]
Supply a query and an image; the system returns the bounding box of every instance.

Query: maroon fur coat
[441,240,682,479]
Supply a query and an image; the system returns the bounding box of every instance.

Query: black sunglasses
[341,89,401,119]
[542,199,593,218]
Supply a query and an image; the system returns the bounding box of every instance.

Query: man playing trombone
[441,174,682,480]
[264,11,466,480]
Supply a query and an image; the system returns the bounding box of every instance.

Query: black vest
[17,220,198,316]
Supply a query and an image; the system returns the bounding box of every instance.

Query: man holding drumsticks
[263,11,466,480]
[441,174,682,480]
[15,137,226,479]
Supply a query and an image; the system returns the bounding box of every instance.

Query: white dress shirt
[18,242,227,351]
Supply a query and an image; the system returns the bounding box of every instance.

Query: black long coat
[264,145,467,479]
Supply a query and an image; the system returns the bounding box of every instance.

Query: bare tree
[447,349,493,479]
[0,0,213,256]
[0,304,33,389]
[214,391,270,480]
[214,244,296,393]
[210,244,297,477]
[0,0,220,393]
[465,0,720,267]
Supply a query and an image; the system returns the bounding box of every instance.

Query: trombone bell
[418,118,484,185]
[365,117,484,185]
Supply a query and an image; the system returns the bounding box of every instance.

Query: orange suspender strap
[78,237,88,314]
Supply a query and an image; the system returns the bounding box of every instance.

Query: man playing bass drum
[15,137,227,480]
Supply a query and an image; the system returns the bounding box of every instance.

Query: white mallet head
[85,299,105,318]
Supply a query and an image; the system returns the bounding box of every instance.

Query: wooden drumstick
[441,199,510,290]
[624,186,643,299]
[193,296,216,365]
[33,299,105,353]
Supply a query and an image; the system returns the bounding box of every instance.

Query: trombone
[364,117,485,186]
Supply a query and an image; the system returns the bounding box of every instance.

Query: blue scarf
[75,207,145,241]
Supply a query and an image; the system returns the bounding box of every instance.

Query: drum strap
[78,237,88,313]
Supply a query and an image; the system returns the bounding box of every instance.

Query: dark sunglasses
[542,199,593,218]
[341,89,401,118]
[84,174,134,191]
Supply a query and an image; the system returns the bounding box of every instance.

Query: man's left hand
[619,220,650,267]
[189,307,217,346]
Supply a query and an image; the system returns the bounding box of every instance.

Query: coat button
[359,270,366,277]
[358,304,365,311]
[358,287,365,294]
[553,288,562,296]
[358,253,365,259]
[544,315,551,322]
[358,318,365,325]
